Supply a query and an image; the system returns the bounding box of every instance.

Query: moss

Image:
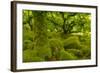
[23,40,33,50]
[48,32,61,39]
[23,49,45,62]
[66,49,83,58]
[63,36,82,49]
[23,28,33,41]
[29,57,45,62]
[59,50,77,60]
[79,33,91,49]
[36,47,52,59]
[81,48,91,59]
[49,39,63,50]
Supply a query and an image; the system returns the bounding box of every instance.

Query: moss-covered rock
[66,49,83,58]
[63,36,82,49]
[49,39,63,50]
[23,49,45,62]
[36,47,52,59]
[59,50,77,60]
[81,48,91,59]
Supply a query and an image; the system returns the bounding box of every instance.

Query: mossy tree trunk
[33,11,49,58]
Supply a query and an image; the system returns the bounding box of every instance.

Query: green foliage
[23,10,91,62]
